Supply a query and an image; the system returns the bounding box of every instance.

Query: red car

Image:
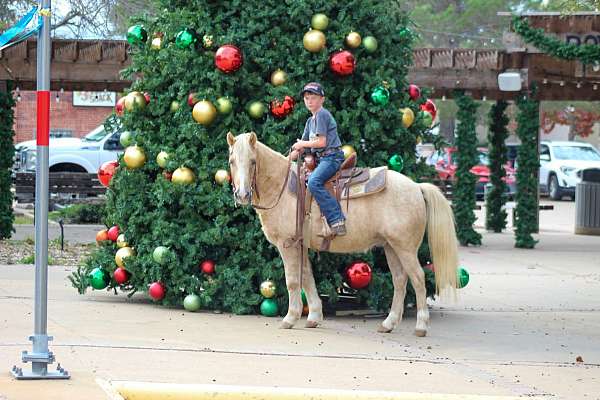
[426,147,516,198]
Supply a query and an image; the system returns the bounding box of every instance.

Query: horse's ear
[249,132,257,148]
[226,131,236,147]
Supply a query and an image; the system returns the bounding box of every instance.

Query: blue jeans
[307,151,345,225]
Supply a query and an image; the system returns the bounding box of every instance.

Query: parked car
[13,125,124,175]
[426,147,517,198]
[539,140,600,200]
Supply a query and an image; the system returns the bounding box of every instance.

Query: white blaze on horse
[227,132,458,336]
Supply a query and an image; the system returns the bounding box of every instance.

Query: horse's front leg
[277,245,304,329]
[300,251,323,328]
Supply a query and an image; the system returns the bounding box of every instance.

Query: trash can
[575,168,600,235]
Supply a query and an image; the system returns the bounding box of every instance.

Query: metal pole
[12,0,69,380]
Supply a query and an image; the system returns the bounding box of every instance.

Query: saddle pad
[288,166,387,199]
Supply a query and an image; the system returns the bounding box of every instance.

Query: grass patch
[17,254,57,265]
[14,215,34,224]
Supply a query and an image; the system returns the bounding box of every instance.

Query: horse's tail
[419,183,458,295]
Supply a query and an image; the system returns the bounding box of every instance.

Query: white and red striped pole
[11,0,69,380]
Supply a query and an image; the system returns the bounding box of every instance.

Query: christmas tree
[70,0,443,314]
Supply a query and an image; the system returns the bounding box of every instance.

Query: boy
[291,82,346,236]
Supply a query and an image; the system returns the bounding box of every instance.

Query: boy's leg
[307,157,345,228]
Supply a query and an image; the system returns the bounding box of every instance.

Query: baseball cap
[301,82,325,97]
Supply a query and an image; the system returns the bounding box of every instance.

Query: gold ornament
[124,91,146,112]
[192,100,218,126]
[303,30,326,53]
[151,37,162,50]
[124,145,146,169]
[260,280,276,298]
[345,31,362,48]
[400,108,415,128]
[215,169,230,185]
[156,151,169,168]
[203,34,214,48]
[172,167,196,185]
[115,246,135,268]
[270,69,287,86]
[116,234,128,248]
[341,145,356,160]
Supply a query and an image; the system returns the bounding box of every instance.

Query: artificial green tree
[485,100,509,233]
[71,0,441,313]
[0,87,15,239]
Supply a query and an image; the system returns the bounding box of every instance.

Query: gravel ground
[0,238,94,265]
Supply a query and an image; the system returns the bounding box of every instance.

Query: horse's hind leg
[299,253,323,328]
[393,248,429,337]
[378,244,409,333]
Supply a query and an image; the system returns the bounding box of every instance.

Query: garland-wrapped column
[453,91,482,246]
[485,100,509,232]
[515,92,540,249]
[0,82,16,239]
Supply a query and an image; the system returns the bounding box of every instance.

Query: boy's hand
[292,140,305,151]
[290,150,300,160]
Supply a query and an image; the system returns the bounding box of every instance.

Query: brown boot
[330,220,347,236]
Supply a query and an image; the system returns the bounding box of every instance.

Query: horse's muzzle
[233,188,251,205]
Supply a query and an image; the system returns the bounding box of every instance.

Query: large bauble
[115,246,135,268]
[420,99,437,121]
[183,294,202,312]
[187,93,199,107]
[362,36,378,53]
[156,151,169,168]
[115,97,126,116]
[260,298,279,317]
[248,101,266,119]
[345,31,362,48]
[98,160,118,187]
[270,69,287,86]
[193,100,218,126]
[96,229,109,244]
[216,97,233,114]
[420,110,433,127]
[303,30,326,53]
[116,234,128,248]
[175,28,196,49]
[371,86,390,106]
[329,50,356,76]
[172,167,195,185]
[113,267,130,285]
[215,44,243,73]
[345,261,372,289]
[119,131,134,147]
[408,84,421,101]
[214,169,230,185]
[200,259,215,274]
[89,267,110,290]
[458,267,470,288]
[400,108,415,128]
[126,25,147,45]
[270,96,295,119]
[260,280,276,298]
[149,282,165,300]
[388,154,404,173]
[107,225,120,242]
[153,246,170,265]
[311,13,329,30]
[124,92,146,112]
[170,100,181,112]
[124,146,146,169]
[341,145,356,160]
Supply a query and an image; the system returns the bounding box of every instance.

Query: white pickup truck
[13,125,123,174]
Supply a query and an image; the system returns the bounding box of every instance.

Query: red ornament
[408,84,421,101]
[329,50,356,76]
[143,92,151,104]
[98,160,119,187]
[113,267,130,284]
[270,96,295,118]
[345,261,372,289]
[200,259,216,274]
[162,170,173,181]
[215,44,243,74]
[149,282,165,300]
[187,92,199,107]
[115,97,126,116]
[420,99,437,121]
[107,225,120,242]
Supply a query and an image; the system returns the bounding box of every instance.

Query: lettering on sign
[564,33,600,46]
[73,91,117,107]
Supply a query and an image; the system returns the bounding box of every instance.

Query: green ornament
[388,154,404,173]
[420,110,433,127]
[127,25,148,45]
[457,267,469,288]
[119,131,134,147]
[248,101,266,119]
[301,289,307,306]
[183,294,202,312]
[89,267,110,290]
[175,29,196,49]
[371,86,390,106]
[153,246,170,265]
[399,27,413,40]
[363,36,378,53]
[260,298,279,317]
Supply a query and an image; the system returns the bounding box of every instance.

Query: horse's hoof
[377,324,393,333]
[305,320,320,328]
[279,321,294,329]
[415,329,427,337]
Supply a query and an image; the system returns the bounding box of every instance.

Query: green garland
[512,16,600,65]
[485,100,509,233]
[453,91,482,246]
[0,86,16,239]
[515,91,539,249]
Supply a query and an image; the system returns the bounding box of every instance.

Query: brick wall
[13,91,113,143]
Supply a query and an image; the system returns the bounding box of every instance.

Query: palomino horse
[227,132,458,336]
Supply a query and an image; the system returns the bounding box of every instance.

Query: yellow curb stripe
[110,381,539,400]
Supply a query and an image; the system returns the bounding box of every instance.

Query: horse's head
[227,131,258,205]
